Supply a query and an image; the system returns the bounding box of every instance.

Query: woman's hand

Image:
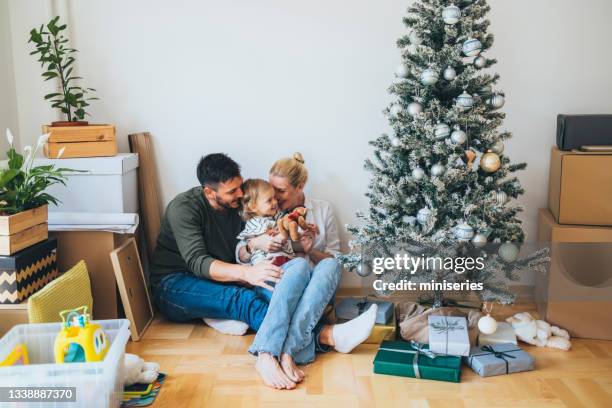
[299,231,315,254]
[249,233,286,253]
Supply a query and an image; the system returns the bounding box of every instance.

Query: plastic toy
[54,306,110,363]
[0,344,29,366]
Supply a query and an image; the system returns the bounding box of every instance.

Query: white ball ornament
[490,140,505,154]
[443,66,457,81]
[442,5,461,25]
[431,163,446,177]
[412,167,425,180]
[463,38,482,57]
[451,129,467,145]
[454,223,475,241]
[478,314,498,334]
[407,102,423,116]
[490,94,506,109]
[421,68,439,86]
[390,104,402,116]
[434,122,451,139]
[474,56,486,68]
[498,242,519,263]
[409,30,422,45]
[456,91,474,110]
[472,233,487,248]
[493,191,508,206]
[396,64,410,78]
[417,208,432,225]
[356,263,372,277]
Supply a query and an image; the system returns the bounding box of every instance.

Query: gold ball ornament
[480,151,501,173]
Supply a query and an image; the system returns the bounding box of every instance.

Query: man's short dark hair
[197,153,241,188]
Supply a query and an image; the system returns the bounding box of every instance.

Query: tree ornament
[465,150,477,166]
[390,104,402,116]
[492,191,508,206]
[456,91,474,110]
[443,66,457,81]
[442,5,461,25]
[412,167,425,180]
[463,38,482,57]
[390,136,401,147]
[417,208,432,225]
[402,215,416,226]
[356,263,372,277]
[421,68,439,86]
[472,233,487,247]
[407,102,423,116]
[498,242,519,262]
[478,303,497,334]
[480,151,501,173]
[434,122,451,139]
[454,222,474,241]
[451,129,467,145]
[409,30,422,45]
[396,64,409,78]
[489,94,506,109]
[490,140,505,154]
[431,163,445,177]
[474,56,486,68]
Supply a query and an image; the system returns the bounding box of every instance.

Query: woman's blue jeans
[248,257,342,365]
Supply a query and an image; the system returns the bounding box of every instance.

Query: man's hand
[242,261,283,291]
[249,233,286,253]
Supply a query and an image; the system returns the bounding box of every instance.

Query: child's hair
[240,178,274,220]
[269,152,308,188]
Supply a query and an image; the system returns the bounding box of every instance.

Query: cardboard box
[536,209,612,340]
[50,230,133,320]
[0,301,28,337]
[32,153,139,213]
[44,140,118,159]
[548,147,612,226]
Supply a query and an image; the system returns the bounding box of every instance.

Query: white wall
[0,0,19,153]
[6,0,612,287]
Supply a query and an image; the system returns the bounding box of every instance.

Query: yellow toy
[54,306,110,363]
[0,344,29,367]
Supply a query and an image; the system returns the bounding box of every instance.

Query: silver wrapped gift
[428,316,470,356]
[465,343,535,377]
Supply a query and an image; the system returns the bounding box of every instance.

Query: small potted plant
[0,129,78,255]
[29,16,116,158]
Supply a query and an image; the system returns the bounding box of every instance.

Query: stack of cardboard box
[537,147,612,340]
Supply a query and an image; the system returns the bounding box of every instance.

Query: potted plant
[0,129,78,255]
[29,16,116,158]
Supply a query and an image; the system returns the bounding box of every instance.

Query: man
[150,153,284,330]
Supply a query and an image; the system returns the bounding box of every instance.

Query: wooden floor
[126,303,612,408]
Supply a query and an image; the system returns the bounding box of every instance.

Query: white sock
[332,304,378,353]
[203,318,249,336]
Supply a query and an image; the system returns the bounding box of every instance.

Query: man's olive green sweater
[150,187,243,283]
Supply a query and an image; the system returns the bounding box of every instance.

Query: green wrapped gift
[373,340,462,383]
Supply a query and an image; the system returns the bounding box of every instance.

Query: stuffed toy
[124,353,160,385]
[277,207,309,241]
[506,312,571,351]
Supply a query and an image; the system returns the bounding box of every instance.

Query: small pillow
[27,260,93,323]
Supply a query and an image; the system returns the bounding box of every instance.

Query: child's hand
[307,223,319,235]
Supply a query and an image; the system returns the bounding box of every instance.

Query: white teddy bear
[506,312,571,351]
[124,353,161,386]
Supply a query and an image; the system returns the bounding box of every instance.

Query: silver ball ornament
[417,208,432,225]
[456,91,474,110]
[498,242,519,263]
[412,167,425,180]
[356,263,372,277]
[492,191,508,206]
[396,64,409,78]
[442,5,461,25]
[490,140,505,154]
[407,102,423,116]
[443,66,457,81]
[472,233,487,248]
[463,38,482,57]
[490,94,506,109]
[451,129,467,145]
[454,223,475,241]
[431,163,446,177]
[421,68,439,86]
[474,56,486,68]
[434,122,451,139]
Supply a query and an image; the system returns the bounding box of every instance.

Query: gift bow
[356,296,369,315]
[429,316,466,355]
[379,341,441,379]
[469,345,519,374]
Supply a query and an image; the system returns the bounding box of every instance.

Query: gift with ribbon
[464,343,535,377]
[428,315,471,356]
[336,296,394,325]
[373,340,462,382]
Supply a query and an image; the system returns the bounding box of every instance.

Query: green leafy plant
[29,16,98,122]
[0,129,82,215]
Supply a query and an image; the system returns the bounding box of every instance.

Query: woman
[242,153,377,390]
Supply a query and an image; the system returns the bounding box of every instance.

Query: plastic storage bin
[0,319,130,408]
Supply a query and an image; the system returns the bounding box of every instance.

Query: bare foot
[280,353,305,383]
[255,353,296,390]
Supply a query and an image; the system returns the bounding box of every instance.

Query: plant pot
[51,121,89,127]
[41,124,117,158]
[0,206,49,256]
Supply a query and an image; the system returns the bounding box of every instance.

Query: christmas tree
[339,0,548,306]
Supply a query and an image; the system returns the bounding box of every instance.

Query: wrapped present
[465,343,535,377]
[478,322,517,346]
[336,297,394,325]
[428,315,470,356]
[373,340,461,383]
